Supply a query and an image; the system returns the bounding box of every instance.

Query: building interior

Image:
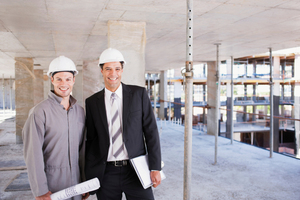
[0,0,300,199]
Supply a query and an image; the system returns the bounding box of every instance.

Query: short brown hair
[99,61,124,70]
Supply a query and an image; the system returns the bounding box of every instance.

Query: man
[22,56,89,200]
[85,48,162,200]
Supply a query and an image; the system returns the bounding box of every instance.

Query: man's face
[101,61,123,92]
[51,72,75,98]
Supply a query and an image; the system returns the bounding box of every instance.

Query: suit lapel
[97,89,109,135]
[122,83,132,132]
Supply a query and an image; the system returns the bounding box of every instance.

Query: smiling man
[85,48,162,200]
[22,56,89,200]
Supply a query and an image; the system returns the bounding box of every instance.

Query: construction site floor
[0,116,299,200]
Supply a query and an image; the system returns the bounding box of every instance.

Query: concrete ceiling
[1,0,300,78]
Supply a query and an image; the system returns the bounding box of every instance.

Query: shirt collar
[48,90,77,107]
[105,84,122,99]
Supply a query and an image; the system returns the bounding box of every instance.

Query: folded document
[130,155,166,189]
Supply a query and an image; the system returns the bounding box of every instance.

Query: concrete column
[0,78,11,110]
[291,84,295,102]
[273,56,280,152]
[159,71,168,119]
[281,84,284,100]
[253,60,257,78]
[147,73,151,98]
[73,68,83,107]
[153,75,157,118]
[33,69,44,105]
[174,68,182,120]
[226,58,232,139]
[83,60,104,107]
[2,76,5,111]
[43,70,51,100]
[281,85,285,117]
[9,77,15,110]
[108,21,146,87]
[293,54,300,158]
[207,61,219,136]
[244,62,247,78]
[15,57,34,144]
[282,60,286,79]
[174,81,182,119]
[253,85,257,121]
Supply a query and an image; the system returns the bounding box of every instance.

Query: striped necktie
[110,93,123,158]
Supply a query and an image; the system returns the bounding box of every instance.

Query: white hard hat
[47,56,78,77]
[99,48,126,66]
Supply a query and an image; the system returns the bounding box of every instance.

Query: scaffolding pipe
[154,74,157,119]
[269,48,274,158]
[183,0,193,199]
[2,74,5,114]
[10,76,12,111]
[148,73,150,98]
[214,43,221,165]
[169,74,171,121]
[231,56,234,144]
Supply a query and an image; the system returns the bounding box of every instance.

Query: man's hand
[150,171,161,188]
[82,192,90,200]
[36,191,52,200]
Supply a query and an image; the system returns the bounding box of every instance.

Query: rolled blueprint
[50,178,100,200]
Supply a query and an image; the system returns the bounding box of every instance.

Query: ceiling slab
[0,0,300,78]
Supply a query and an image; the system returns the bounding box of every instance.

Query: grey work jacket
[22,91,85,199]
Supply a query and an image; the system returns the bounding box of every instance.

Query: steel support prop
[148,73,150,98]
[269,48,274,158]
[214,43,221,164]
[9,76,12,111]
[154,74,157,119]
[168,74,171,121]
[183,0,193,199]
[231,56,234,144]
[2,74,5,114]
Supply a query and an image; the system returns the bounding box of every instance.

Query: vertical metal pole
[269,48,274,158]
[231,56,234,144]
[214,43,221,165]
[203,84,206,124]
[10,76,12,111]
[2,74,5,114]
[154,75,157,119]
[148,73,151,98]
[169,74,171,121]
[184,0,193,199]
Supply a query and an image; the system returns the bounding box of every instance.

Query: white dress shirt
[104,84,129,161]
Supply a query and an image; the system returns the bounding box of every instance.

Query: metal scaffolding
[269,48,274,158]
[183,0,193,199]
[231,56,234,144]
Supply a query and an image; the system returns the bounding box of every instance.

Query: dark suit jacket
[85,83,161,186]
